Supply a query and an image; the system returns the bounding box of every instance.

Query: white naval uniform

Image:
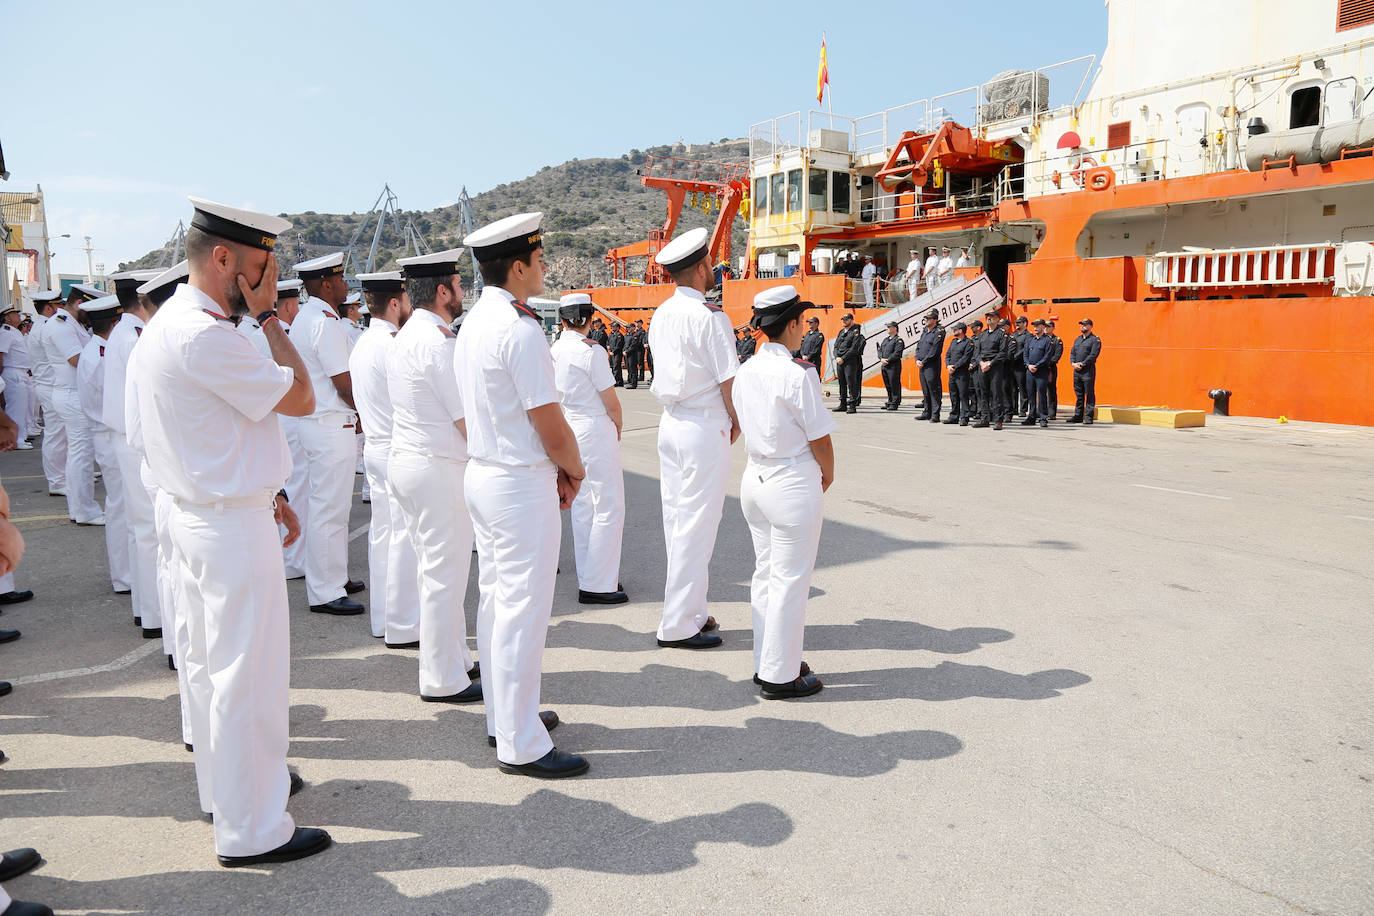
[30,313,68,494]
[0,379,14,594]
[955,251,972,271]
[550,328,624,593]
[936,253,955,287]
[48,310,102,523]
[731,341,835,683]
[388,309,473,692]
[860,261,878,308]
[903,258,923,301]
[245,318,307,575]
[351,317,420,643]
[646,286,738,641]
[290,297,356,606]
[77,336,130,591]
[0,323,33,447]
[130,283,296,858]
[455,287,561,763]
[347,321,368,497]
[106,312,164,633]
[922,254,939,291]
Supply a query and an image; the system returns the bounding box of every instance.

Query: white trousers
[154,484,193,748]
[25,376,40,436]
[2,369,31,444]
[53,385,100,522]
[114,440,162,629]
[464,460,559,764]
[297,415,354,605]
[905,275,920,302]
[863,277,876,308]
[280,416,309,577]
[363,446,420,643]
[169,496,295,857]
[740,458,825,683]
[657,408,731,641]
[35,382,67,492]
[568,414,625,593]
[356,432,369,499]
[92,429,130,591]
[390,450,474,696]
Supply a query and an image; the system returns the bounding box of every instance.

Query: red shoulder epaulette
[703,302,723,313]
[512,300,539,321]
[793,357,814,369]
[439,325,456,339]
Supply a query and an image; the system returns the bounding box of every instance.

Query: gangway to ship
[821,272,1003,383]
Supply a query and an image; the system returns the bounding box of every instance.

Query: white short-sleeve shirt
[387,309,466,461]
[350,318,398,453]
[29,315,57,387]
[129,284,294,504]
[453,286,558,468]
[291,298,353,418]
[47,312,86,390]
[102,312,144,436]
[646,287,737,412]
[550,328,613,419]
[0,324,30,372]
[731,341,837,460]
[76,336,110,430]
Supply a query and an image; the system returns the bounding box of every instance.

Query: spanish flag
[816,37,829,104]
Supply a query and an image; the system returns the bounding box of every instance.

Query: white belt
[747,453,813,468]
[390,446,465,464]
[664,404,727,421]
[469,455,554,472]
[172,488,277,513]
[565,410,608,422]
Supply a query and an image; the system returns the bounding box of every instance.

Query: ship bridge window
[1290,85,1321,128]
[808,168,828,211]
[769,172,785,215]
[753,177,768,221]
[786,168,802,212]
[831,171,851,214]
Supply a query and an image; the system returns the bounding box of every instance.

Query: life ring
[1069,156,1098,188]
[1085,167,1115,191]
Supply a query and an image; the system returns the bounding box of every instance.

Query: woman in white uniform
[731,285,837,699]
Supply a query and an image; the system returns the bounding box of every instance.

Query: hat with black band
[463,212,543,264]
[136,260,189,298]
[108,269,162,296]
[276,279,303,300]
[357,270,404,294]
[558,292,595,323]
[68,283,103,304]
[188,196,291,252]
[750,284,815,329]
[398,248,465,278]
[82,294,122,317]
[293,252,345,281]
[654,227,710,274]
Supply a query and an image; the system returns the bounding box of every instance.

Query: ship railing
[641,154,748,185]
[1010,139,1171,199]
[1145,244,1335,289]
[856,184,998,224]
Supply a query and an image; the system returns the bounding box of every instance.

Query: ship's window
[753,177,767,221]
[808,168,828,211]
[786,169,802,212]
[1337,0,1374,30]
[831,171,851,214]
[1290,86,1321,128]
[1324,77,1359,123]
[1107,121,1131,149]
[769,173,785,215]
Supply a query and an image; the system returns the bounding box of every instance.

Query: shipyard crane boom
[457,186,481,295]
[342,184,407,277]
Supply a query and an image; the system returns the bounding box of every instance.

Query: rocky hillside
[122,139,751,293]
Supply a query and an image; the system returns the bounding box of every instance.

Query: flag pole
[824,32,834,129]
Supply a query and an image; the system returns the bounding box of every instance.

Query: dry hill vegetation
[121,139,750,293]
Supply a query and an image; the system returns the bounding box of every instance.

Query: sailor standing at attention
[349,271,420,646]
[75,296,133,600]
[28,291,66,474]
[387,250,481,699]
[876,321,904,410]
[0,306,35,451]
[48,284,104,526]
[647,226,739,650]
[551,293,627,605]
[913,308,946,422]
[131,197,328,867]
[262,280,311,579]
[903,247,923,301]
[456,213,587,776]
[289,252,364,615]
[732,286,835,698]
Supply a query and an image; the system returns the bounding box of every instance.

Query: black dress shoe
[577,589,628,605]
[289,771,304,797]
[0,682,10,697]
[217,827,332,868]
[1,898,54,915]
[754,661,812,685]
[915,412,930,420]
[959,418,970,426]
[0,590,34,605]
[168,654,176,671]
[832,403,848,412]
[309,597,364,615]
[133,616,141,627]
[487,710,559,747]
[0,847,41,882]
[142,627,163,639]
[0,630,20,644]
[1021,418,1036,426]
[930,416,940,423]
[1083,419,1094,425]
[942,417,958,424]
[846,408,857,414]
[656,631,722,649]
[385,640,420,649]
[1065,416,1083,423]
[185,743,193,752]
[701,615,718,632]
[498,748,589,779]
[343,579,365,594]
[420,682,483,704]
[467,661,480,680]
[759,675,824,699]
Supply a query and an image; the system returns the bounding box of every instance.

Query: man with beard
[129,196,326,867]
[350,272,420,648]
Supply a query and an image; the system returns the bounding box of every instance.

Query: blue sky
[4,0,1106,276]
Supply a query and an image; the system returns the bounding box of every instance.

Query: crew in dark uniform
[639,320,653,380]
[832,312,865,413]
[1066,318,1102,424]
[589,320,609,348]
[736,328,757,362]
[608,324,625,386]
[997,318,1017,424]
[1021,319,1054,427]
[624,322,645,389]
[876,321,904,410]
[972,312,1009,429]
[964,318,984,421]
[1010,316,1030,416]
[912,308,945,422]
[795,315,824,379]
[1046,319,1063,419]
[942,322,975,425]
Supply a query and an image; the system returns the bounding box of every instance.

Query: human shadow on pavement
[816,661,1091,701]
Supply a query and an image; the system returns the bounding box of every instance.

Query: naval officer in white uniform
[48,284,104,526]
[29,290,68,496]
[733,286,836,698]
[903,247,923,301]
[349,271,421,646]
[550,293,627,604]
[130,196,328,867]
[646,226,740,649]
[388,251,481,700]
[0,306,35,451]
[289,252,364,615]
[256,280,312,579]
[456,213,586,777]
